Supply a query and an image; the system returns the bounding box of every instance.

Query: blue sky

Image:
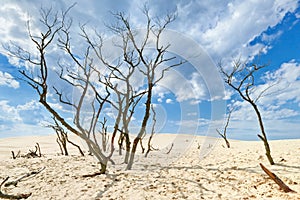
[0,0,300,140]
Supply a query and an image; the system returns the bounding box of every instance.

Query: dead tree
[79,6,184,169]
[26,143,42,158]
[4,4,183,173]
[216,106,234,148]
[11,143,41,159]
[4,4,112,174]
[219,59,275,165]
[0,168,45,199]
[111,7,184,170]
[11,150,21,159]
[145,105,159,157]
[48,117,84,156]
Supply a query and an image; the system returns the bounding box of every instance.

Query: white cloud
[1,0,296,101]
[173,0,298,62]
[261,31,283,43]
[258,61,300,106]
[0,71,19,88]
[0,123,53,138]
[0,100,22,122]
[0,100,50,128]
[226,60,300,109]
[166,99,173,104]
[155,70,208,103]
[0,0,300,139]
[1,0,298,64]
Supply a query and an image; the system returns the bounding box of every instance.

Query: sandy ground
[0,134,299,200]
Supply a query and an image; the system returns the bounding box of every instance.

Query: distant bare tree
[216,106,233,148]
[4,4,183,173]
[145,105,159,157]
[219,59,275,165]
[48,117,84,156]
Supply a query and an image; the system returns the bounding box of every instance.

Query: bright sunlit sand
[0,134,299,199]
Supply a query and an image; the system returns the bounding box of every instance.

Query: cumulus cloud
[0,100,22,122]
[0,0,299,138]
[0,71,19,88]
[1,0,297,100]
[258,61,300,106]
[173,0,298,62]
[0,100,49,127]
[154,70,208,103]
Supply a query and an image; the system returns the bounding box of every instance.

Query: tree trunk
[126,137,139,170]
[124,134,131,163]
[124,148,130,164]
[126,84,152,170]
[63,144,68,156]
[100,159,108,174]
[252,103,275,165]
[225,138,230,148]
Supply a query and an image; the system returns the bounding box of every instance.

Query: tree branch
[260,163,296,193]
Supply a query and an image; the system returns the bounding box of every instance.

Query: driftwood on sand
[0,167,45,199]
[0,177,31,199]
[4,167,45,187]
[260,163,296,193]
[11,143,42,159]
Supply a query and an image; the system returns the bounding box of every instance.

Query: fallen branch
[260,163,296,193]
[82,172,103,178]
[0,177,31,199]
[23,143,42,158]
[4,167,46,187]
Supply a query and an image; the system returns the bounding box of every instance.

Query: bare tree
[145,105,159,157]
[216,106,233,148]
[78,7,184,169]
[219,59,275,165]
[48,117,84,156]
[4,5,183,173]
[4,4,113,174]
[108,8,184,170]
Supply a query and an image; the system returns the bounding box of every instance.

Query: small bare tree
[219,59,275,165]
[145,105,159,157]
[48,117,84,156]
[216,106,233,148]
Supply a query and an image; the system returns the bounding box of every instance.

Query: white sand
[0,134,299,199]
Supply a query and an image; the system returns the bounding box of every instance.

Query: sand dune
[0,134,299,199]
